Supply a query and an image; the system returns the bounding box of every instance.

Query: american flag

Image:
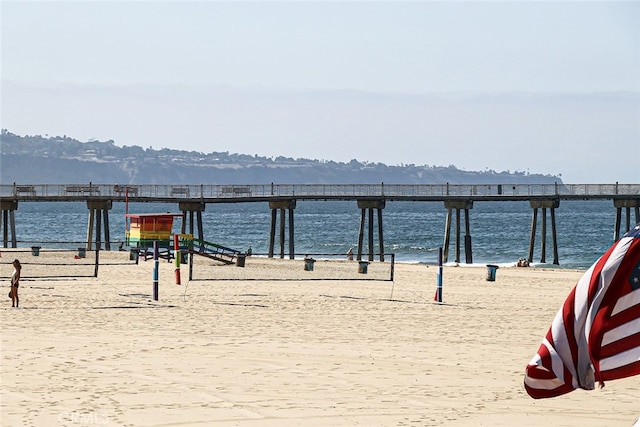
[524,224,640,399]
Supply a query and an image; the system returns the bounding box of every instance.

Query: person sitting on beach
[10,259,21,308]
[346,247,353,261]
[517,258,530,267]
[246,246,252,256]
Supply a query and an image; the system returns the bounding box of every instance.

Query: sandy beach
[1,250,638,426]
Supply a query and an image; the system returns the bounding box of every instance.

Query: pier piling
[528,199,560,265]
[0,200,18,248]
[86,200,112,251]
[179,202,205,251]
[268,200,296,259]
[613,199,640,241]
[442,200,473,264]
[356,199,385,262]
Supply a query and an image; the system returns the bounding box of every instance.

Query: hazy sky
[2,1,639,183]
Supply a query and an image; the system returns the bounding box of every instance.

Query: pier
[1,183,639,265]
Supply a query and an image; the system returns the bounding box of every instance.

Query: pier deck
[1,183,638,203]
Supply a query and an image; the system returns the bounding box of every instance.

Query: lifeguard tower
[126,213,183,260]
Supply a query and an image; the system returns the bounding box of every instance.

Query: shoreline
[0,245,591,271]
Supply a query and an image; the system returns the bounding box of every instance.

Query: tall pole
[288,208,295,259]
[125,188,129,238]
[377,207,384,262]
[174,234,181,285]
[94,244,100,278]
[464,208,473,264]
[153,241,159,301]
[455,208,461,263]
[551,207,559,265]
[279,208,285,259]
[103,209,111,251]
[435,247,443,303]
[86,209,95,251]
[528,208,538,263]
[357,208,366,261]
[95,209,102,251]
[268,208,277,258]
[541,207,547,264]
[443,208,452,263]
[368,207,374,262]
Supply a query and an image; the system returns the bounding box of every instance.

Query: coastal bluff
[0,130,561,185]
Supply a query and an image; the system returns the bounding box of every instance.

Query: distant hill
[0,130,562,185]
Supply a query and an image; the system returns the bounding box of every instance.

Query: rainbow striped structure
[125,213,183,248]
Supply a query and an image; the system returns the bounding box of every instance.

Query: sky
[1,0,639,183]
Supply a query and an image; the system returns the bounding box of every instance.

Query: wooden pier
[1,183,639,265]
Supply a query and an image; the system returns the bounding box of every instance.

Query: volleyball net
[186,253,395,282]
[0,243,395,282]
[0,241,134,279]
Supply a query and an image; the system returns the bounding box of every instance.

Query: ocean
[6,198,631,270]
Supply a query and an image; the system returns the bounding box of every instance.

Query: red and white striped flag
[524,224,640,399]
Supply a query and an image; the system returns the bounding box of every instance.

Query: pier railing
[1,183,639,201]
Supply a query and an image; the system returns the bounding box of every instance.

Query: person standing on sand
[10,259,21,308]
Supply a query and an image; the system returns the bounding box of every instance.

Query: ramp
[186,238,241,265]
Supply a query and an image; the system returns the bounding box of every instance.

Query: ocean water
[7,199,630,270]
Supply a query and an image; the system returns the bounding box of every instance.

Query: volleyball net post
[434,247,443,303]
[153,241,159,301]
[174,234,181,285]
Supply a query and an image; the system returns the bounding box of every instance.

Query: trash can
[358,261,369,274]
[180,251,188,264]
[77,247,86,258]
[130,249,139,261]
[304,259,315,271]
[31,246,41,256]
[236,254,246,267]
[486,264,499,281]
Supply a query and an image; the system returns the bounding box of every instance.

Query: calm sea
[8,199,628,270]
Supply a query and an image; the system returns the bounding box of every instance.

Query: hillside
[0,130,562,185]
